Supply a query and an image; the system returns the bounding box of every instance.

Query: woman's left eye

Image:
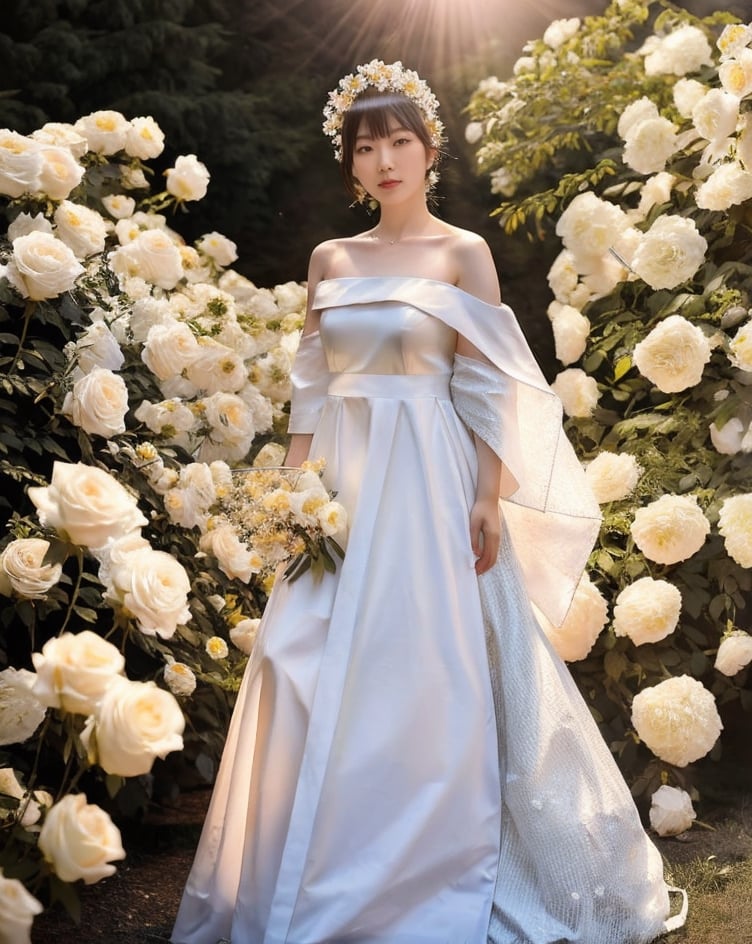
[394,137,411,146]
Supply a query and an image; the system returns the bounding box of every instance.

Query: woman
[172,61,684,944]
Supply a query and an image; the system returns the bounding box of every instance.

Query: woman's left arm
[454,233,504,575]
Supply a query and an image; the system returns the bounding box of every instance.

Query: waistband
[327,372,452,400]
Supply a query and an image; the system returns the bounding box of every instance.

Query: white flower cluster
[322,59,444,162]
[537,572,609,662]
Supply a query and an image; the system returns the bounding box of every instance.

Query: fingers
[470,506,501,575]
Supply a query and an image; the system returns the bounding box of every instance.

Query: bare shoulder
[445,226,501,306]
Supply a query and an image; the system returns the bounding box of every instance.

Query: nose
[376,142,394,172]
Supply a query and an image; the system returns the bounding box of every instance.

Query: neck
[375,198,434,243]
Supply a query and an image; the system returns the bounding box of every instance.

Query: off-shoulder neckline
[315,276,502,310]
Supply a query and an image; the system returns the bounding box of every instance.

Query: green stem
[8,299,37,376]
[58,547,84,636]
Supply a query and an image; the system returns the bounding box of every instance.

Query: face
[351,118,435,203]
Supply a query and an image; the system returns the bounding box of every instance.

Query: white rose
[83,676,184,777]
[31,630,125,715]
[551,368,600,418]
[464,121,484,144]
[74,110,130,155]
[542,17,580,49]
[35,145,85,201]
[9,232,84,300]
[201,391,256,448]
[635,173,675,219]
[631,493,709,566]
[692,89,740,143]
[317,500,348,537]
[101,193,136,219]
[717,23,752,60]
[38,793,125,883]
[71,320,125,374]
[0,538,62,600]
[0,668,47,746]
[622,117,678,175]
[548,302,590,366]
[673,78,707,118]
[612,577,682,645]
[617,97,659,139]
[206,636,229,660]
[695,162,752,212]
[31,121,88,158]
[0,130,41,198]
[164,661,197,697]
[649,785,696,836]
[537,572,608,662]
[28,461,147,549]
[185,338,247,394]
[53,201,109,258]
[630,216,707,291]
[547,249,580,304]
[710,416,747,455]
[62,367,128,438]
[643,26,713,77]
[729,319,752,371]
[229,617,260,655]
[584,451,642,504]
[200,525,260,582]
[633,314,712,393]
[134,398,198,440]
[718,493,752,568]
[124,116,165,160]
[141,319,200,381]
[555,192,630,262]
[715,630,752,675]
[196,231,237,267]
[719,48,752,98]
[631,675,722,766]
[165,154,210,201]
[110,228,184,290]
[0,868,43,943]
[105,545,191,639]
[7,212,52,242]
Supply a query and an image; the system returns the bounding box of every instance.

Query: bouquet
[220,459,347,583]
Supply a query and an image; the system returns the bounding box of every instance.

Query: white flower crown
[322,59,445,162]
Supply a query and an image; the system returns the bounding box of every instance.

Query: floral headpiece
[323,59,444,162]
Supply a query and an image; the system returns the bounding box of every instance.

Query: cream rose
[542,17,580,49]
[0,668,47,746]
[141,319,200,381]
[0,130,41,198]
[110,228,184,290]
[551,368,600,418]
[62,367,128,438]
[612,577,682,645]
[0,538,62,599]
[74,110,130,154]
[31,121,88,158]
[631,675,722,766]
[692,89,740,143]
[547,250,580,304]
[0,868,43,943]
[718,493,752,568]
[622,116,678,175]
[101,193,136,219]
[53,201,109,258]
[729,319,752,371]
[9,231,84,300]
[83,676,184,777]
[31,630,125,715]
[200,524,261,583]
[165,154,210,201]
[548,302,590,366]
[70,320,125,374]
[206,636,229,660]
[584,451,642,504]
[38,793,125,883]
[124,116,165,160]
[643,25,713,77]
[617,97,659,139]
[35,145,85,201]
[695,162,752,212]
[673,78,706,118]
[719,48,752,98]
[164,661,197,697]
[185,339,247,394]
[7,212,52,242]
[28,461,147,549]
[715,630,752,676]
[632,315,712,393]
[196,231,238,267]
[229,617,261,655]
[637,172,675,218]
[709,416,748,455]
[105,545,191,639]
[555,192,630,262]
[649,785,696,836]
[537,573,608,662]
[200,391,256,451]
[717,23,752,60]
[631,493,709,565]
[630,216,707,291]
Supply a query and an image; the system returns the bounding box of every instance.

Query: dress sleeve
[287,331,331,435]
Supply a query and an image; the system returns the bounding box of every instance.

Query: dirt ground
[30,781,752,944]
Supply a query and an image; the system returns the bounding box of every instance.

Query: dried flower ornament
[323,59,445,163]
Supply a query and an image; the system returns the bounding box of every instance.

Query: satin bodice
[320,301,457,375]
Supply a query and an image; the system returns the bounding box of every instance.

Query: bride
[172,60,684,944]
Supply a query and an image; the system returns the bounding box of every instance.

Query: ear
[425,147,437,171]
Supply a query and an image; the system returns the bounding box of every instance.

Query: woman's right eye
[356,145,372,154]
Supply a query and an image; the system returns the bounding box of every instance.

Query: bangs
[350,94,426,142]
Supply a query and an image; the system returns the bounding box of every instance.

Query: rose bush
[468,0,752,796]
[0,110,306,933]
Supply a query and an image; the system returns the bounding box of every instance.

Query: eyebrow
[356,125,411,141]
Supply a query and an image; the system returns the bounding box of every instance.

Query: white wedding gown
[172,278,680,944]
